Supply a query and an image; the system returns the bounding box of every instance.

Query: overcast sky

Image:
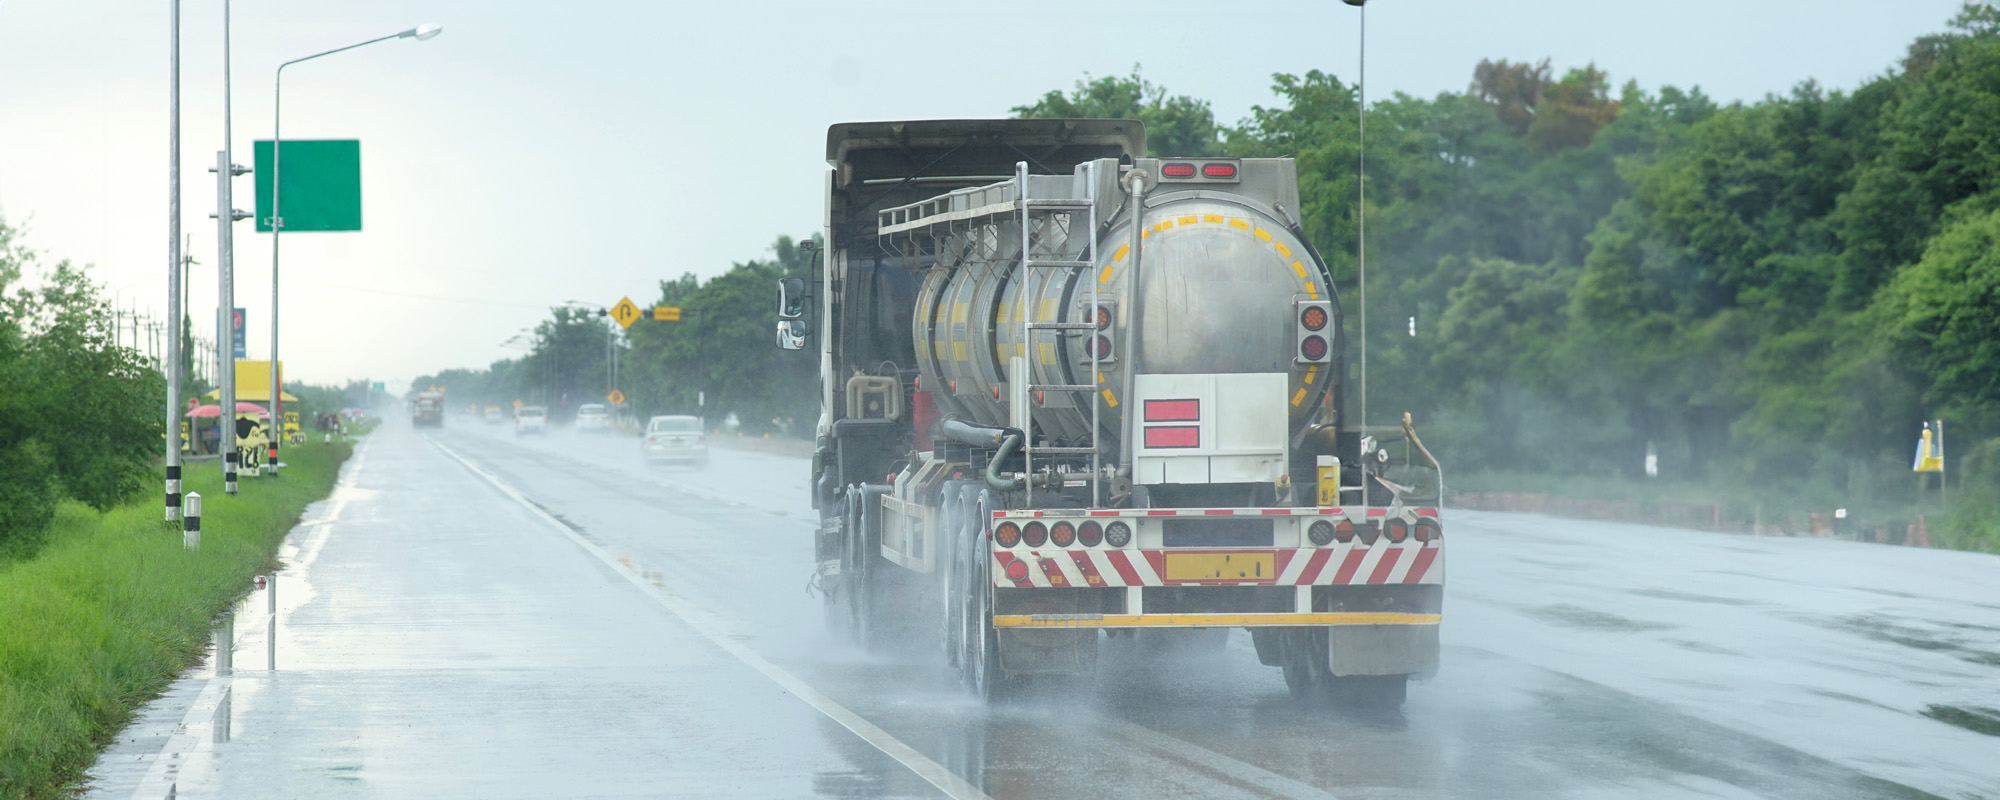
[0,0,1970,391]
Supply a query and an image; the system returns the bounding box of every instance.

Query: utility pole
[212,0,250,495]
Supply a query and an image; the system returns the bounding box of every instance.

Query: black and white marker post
[183,491,201,550]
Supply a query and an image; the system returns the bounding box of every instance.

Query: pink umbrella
[187,402,269,418]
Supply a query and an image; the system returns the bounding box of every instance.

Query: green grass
[0,437,354,799]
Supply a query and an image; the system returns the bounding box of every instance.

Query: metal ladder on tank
[1015,160,1103,506]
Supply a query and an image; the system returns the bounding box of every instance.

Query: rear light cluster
[1301,517,1442,547]
[1296,300,1333,365]
[993,518,1131,549]
[994,514,1438,551]
[1160,161,1240,181]
[1082,300,1116,364]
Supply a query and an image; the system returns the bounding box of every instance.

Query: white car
[642,415,707,466]
[516,406,548,436]
[575,403,610,432]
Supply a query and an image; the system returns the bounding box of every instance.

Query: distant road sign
[610,297,641,329]
[653,306,681,321]
[253,139,362,232]
[608,389,626,405]
[513,399,523,409]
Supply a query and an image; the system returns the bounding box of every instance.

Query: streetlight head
[403,23,443,41]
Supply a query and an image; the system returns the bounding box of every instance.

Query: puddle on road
[1527,603,1676,633]
[1666,638,1740,656]
[1629,587,1759,607]
[1922,704,2000,737]
[1823,613,2000,668]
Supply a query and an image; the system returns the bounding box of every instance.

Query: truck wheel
[1281,628,1330,701]
[938,481,966,668]
[963,489,1009,702]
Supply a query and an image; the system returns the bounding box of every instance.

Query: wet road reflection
[90,421,2000,799]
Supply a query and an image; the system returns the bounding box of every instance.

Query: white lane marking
[1096,718,1342,800]
[123,438,376,800]
[431,439,993,800]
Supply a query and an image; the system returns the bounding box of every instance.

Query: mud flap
[1327,624,1439,677]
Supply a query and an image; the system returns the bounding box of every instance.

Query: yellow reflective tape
[1291,260,1309,279]
[952,341,968,361]
[952,303,968,324]
[1179,215,1198,226]
[1101,389,1119,408]
[1160,219,1174,230]
[1291,387,1309,407]
[1255,228,1272,242]
[1113,243,1130,262]
[1099,265,1116,284]
[1141,228,1151,238]
[1229,218,1250,230]
[1039,298,1056,320]
[1305,366,1318,385]
[1038,342,1057,364]
[1203,214,1223,224]
[1275,242,1292,258]
[992,612,1442,628]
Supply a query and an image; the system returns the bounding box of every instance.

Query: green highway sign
[254,139,362,232]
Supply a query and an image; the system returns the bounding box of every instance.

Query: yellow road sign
[608,389,626,405]
[513,398,523,410]
[653,306,681,321]
[610,297,642,329]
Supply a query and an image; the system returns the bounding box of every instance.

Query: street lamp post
[267,22,440,476]
[165,0,183,521]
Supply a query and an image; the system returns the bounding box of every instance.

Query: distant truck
[412,391,445,428]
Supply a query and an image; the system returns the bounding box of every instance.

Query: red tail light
[995,522,1021,548]
[1050,521,1075,547]
[1161,162,1196,178]
[1094,307,1112,330]
[1023,521,1048,547]
[1415,519,1441,542]
[1091,335,1113,359]
[1202,163,1237,179]
[1078,521,1103,546]
[1300,335,1329,361]
[1385,520,1408,543]
[1334,519,1355,543]
[1004,560,1029,582]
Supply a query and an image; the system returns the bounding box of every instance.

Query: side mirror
[778,277,807,320]
[776,319,807,351]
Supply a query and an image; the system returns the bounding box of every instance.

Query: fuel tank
[910,158,1339,457]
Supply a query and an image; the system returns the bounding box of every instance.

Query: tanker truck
[411,391,445,428]
[777,119,1444,705]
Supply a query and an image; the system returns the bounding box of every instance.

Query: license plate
[1162,552,1276,582]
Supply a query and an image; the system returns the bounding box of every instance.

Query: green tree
[1013,68,1221,157]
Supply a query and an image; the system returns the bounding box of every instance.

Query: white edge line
[429,438,993,800]
[124,438,376,800]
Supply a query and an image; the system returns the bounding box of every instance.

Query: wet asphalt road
[88,420,2000,799]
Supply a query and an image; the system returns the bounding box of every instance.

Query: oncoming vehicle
[781,119,1445,706]
[642,415,707,466]
[576,403,611,432]
[484,406,504,425]
[516,406,548,436]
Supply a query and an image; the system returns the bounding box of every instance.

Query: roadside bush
[1941,437,2000,553]
[0,439,56,557]
[0,214,163,555]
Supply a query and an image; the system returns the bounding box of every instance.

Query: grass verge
[0,436,354,799]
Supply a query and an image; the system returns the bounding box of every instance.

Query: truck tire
[962,489,1009,702]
